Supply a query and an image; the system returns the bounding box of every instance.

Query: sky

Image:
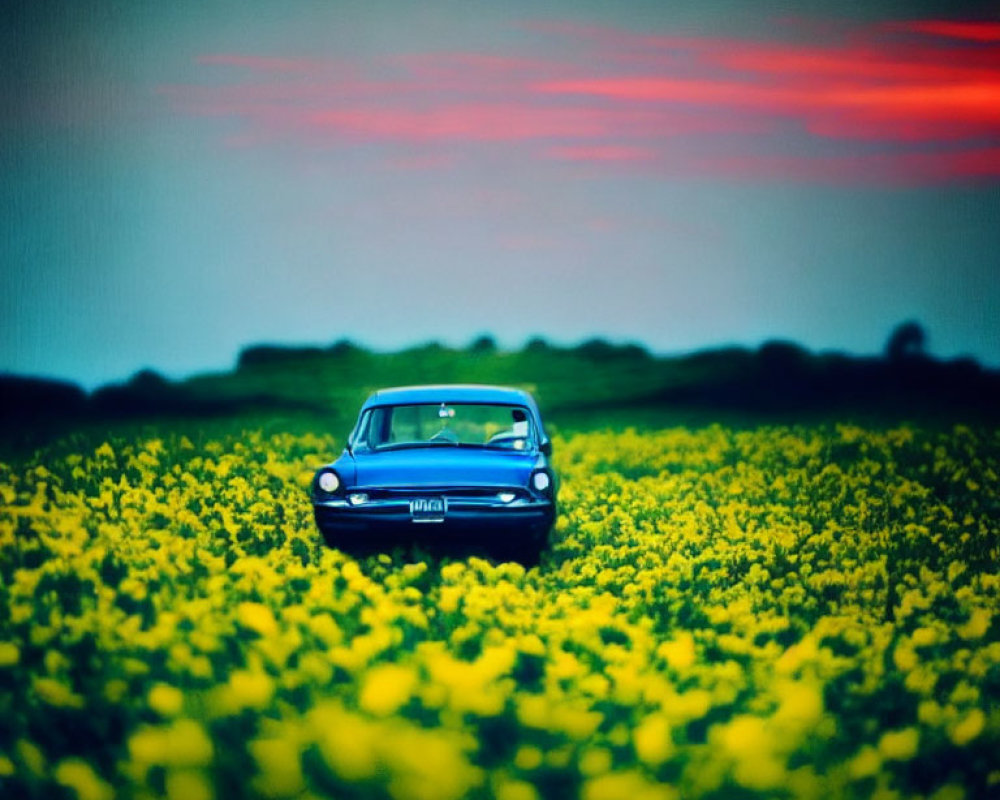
[3,0,999,389]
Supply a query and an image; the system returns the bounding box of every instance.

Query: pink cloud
[387,52,572,84]
[161,17,1000,184]
[305,104,620,142]
[383,152,458,171]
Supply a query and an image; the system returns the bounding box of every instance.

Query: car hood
[351,447,537,488]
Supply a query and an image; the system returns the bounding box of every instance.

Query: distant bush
[90,370,179,417]
[0,375,87,422]
[400,341,449,358]
[572,338,651,361]
[237,344,326,369]
[523,336,554,354]
[885,320,928,363]
[681,346,754,370]
[128,368,171,392]
[468,334,498,354]
[751,341,817,409]
[88,368,323,419]
[756,340,810,373]
[327,339,365,358]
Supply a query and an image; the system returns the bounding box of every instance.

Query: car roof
[362,384,537,410]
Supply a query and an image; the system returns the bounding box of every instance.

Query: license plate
[410,497,446,522]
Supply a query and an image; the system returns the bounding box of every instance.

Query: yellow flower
[716,715,785,790]
[578,747,613,776]
[904,666,938,695]
[929,785,966,800]
[148,683,184,717]
[17,739,46,776]
[957,608,991,640]
[310,703,379,781]
[54,758,114,800]
[307,613,343,646]
[0,641,19,667]
[94,442,115,460]
[911,627,938,647]
[128,719,214,768]
[949,709,985,746]
[918,700,945,726]
[878,727,920,760]
[214,669,275,713]
[633,713,673,766]
[380,726,483,800]
[582,770,678,800]
[515,695,602,740]
[847,746,881,779]
[665,689,712,723]
[438,585,464,614]
[250,737,305,798]
[772,680,824,732]
[657,632,696,670]
[33,677,85,709]
[494,778,539,800]
[359,663,418,716]
[893,643,918,672]
[514,745,543,771]
[165,768,214,800]
[236,601,278,637]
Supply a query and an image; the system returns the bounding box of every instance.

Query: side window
[372,408,391,447]
[352,411,371,449]
[356,408,390,449]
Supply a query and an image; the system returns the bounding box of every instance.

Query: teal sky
[3,1,999,388]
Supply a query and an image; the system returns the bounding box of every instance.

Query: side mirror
[539,440,552,456]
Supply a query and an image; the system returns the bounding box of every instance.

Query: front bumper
[313,495,556,545]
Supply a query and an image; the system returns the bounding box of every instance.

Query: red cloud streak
[163,17,1000,184]
[884,20,1000,42]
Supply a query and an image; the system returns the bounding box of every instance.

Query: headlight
[317,470,340,494]
[532,471,551,493]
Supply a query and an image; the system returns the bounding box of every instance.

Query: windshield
[356,403,534,451]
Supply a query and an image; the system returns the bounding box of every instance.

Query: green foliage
[0,422,998,798]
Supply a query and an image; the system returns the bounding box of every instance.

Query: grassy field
[1,412,998,799]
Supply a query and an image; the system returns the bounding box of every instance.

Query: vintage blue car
[311,384,558,560]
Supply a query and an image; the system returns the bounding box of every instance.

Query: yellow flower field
[1,424,998,799]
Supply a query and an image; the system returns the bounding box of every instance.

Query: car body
[311,384,558,560]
